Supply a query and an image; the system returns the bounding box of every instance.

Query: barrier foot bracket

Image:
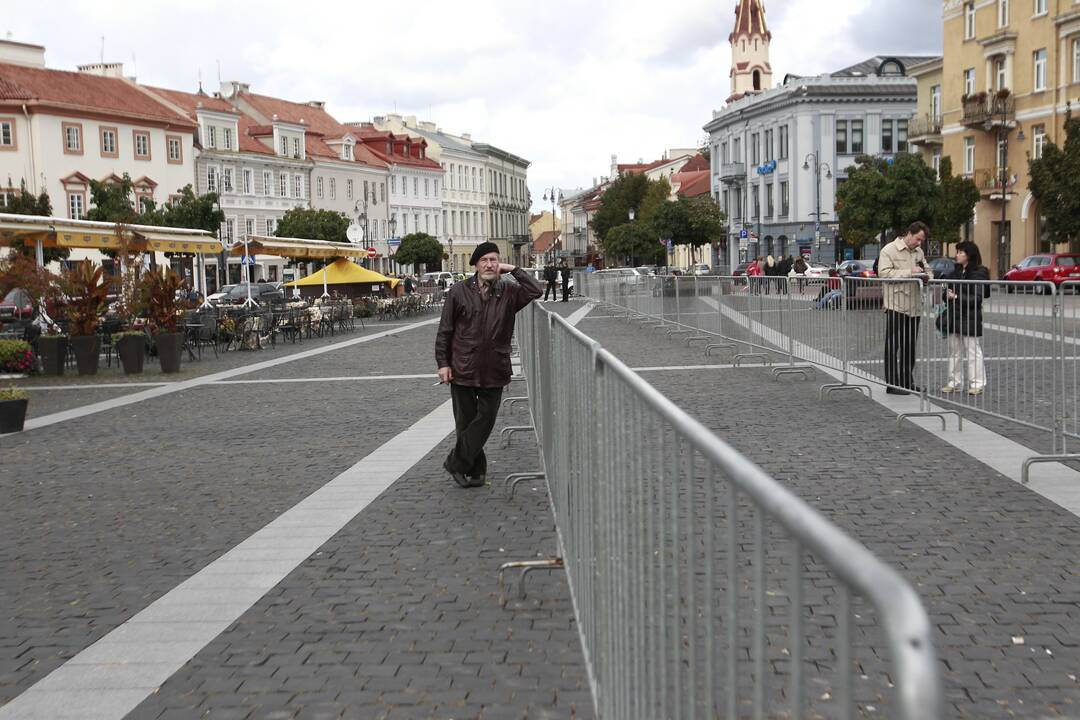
[897,410,962,432]
[820,383,872,400]
[771,365,813,381]
[498,558,565,607]
[1021,454,1080,485]
[500,425,535,447]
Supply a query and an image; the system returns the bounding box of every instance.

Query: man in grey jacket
[877,221,932,395]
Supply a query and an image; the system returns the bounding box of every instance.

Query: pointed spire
[730,0,771,43]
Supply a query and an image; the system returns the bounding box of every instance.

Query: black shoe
[909,385,923,393]
[444,460,471,488]
[885,387,910,396]
[467,474,487,488]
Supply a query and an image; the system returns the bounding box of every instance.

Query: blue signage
[387,237,402,247]
[739,229,749,239]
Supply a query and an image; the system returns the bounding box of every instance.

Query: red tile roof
[534,230,560,254]
[144,85,237,116]
[349,124,441,170]
[681,153,710,172]
[0,62,195,129]
[730,0,771,42]
[673,170,711,197]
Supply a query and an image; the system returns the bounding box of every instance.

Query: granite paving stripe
[0,400,456,720]
[21,386,157,420]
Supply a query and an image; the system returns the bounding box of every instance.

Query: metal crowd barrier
[513,300,941,719]
[579,272,1080,479]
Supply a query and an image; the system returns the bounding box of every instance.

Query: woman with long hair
[940,240,989,395]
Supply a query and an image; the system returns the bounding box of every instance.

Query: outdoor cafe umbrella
[282,258,399,299]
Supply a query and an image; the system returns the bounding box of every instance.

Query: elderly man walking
[878,221,932,395]
[435,242,543,487]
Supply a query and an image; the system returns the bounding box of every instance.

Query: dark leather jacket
[435,268,543,387]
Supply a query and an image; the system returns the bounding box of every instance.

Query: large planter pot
[115,335,145,375]
[153,332,184,374]
[0,398,28,433]
[36,335,68,376]
[69,335,101,376]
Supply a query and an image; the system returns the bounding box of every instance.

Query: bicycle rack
[500,425,534,447]
[497,558,564,607]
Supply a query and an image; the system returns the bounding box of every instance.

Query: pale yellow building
[908,58,944,176]
[941,0,1080,276]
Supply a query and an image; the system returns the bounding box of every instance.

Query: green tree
[393,233,443,272]
[651,200,691,246]
[1028,107,1080,248]
[637,177,672,229]
[2,180,67,262]
[156,185,225,233]
[275,207,350,243]
[590,174,651,242]
[602,223,663,266]
[836,153,937,247]
[930,157,980,247]
[683,195,725,250]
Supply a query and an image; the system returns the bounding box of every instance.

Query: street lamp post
[803,152,833,264]
[353,199,369,269]
[448,236,454,274]
[993,99,1024,277]
[388,216,398,275]
[542,187,561,266]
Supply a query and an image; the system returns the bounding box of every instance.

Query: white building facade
[475,143,530,268]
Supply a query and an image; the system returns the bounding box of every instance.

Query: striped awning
[233,235,368,259]
[0,213,222,254]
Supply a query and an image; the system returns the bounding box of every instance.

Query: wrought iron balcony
[974,166,1018,199]
[961,94,1016,128]
[907,114,943,145]
[719,162,745,182]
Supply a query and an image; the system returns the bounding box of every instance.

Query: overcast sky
[8,0,943,211]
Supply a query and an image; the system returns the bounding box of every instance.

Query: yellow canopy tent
[282,258,399,299]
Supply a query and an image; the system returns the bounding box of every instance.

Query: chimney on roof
[307,100,325,110]
[404,115,417,127]
[77,61,125,78]
[0,39,46,67]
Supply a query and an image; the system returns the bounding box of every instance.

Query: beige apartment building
[940,0,1080,276]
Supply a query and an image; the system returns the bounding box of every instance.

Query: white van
[420,271,454,288]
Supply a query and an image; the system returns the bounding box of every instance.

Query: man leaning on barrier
[878,220,933,395]
[435,242,543,488]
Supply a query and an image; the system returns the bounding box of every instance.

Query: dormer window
[280,136,288,155]
[343,143,353,161]
[292,137,301,158]
[404,143,410,159]
[207,126,217,148]
[223,127,233,150]
[386,141,392,155]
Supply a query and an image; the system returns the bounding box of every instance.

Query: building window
[317,177,324,199]
[266,218,276,236]
[964,68,976,96]
[343,143,353,161]
[279,173,288,197]
[347,179,353,199]
[765,182,774,217]
[425,178,430,197]
[997,138,1007,168]
[223,218,235,244]
[1074,38,1080,83]
[897,119,908,149]
[964,2,976,38]
[380,182,386,202]
[223,167,234,193]
[263,171,273,197]
[62,122,83,154]
[882,119,894,153]
[207,166,218,193]
[1034,48,1047,91]
[995,58,1007,90]
[68,192,85,219]
[243,169,253,194]
[836,120,848,154]
[1034,0,1046,15]
[751,133,760,164]
[764,129,774,161]
[246,218,255,237]
[167,135,183,164]
[998,0,1008,27]
[779,181,789,216]
[223,128,233,150]
[931,85,942,118]
[932,151,942,179]
[133,131,151,160]
[279,136,288,155]
[778,125,789,159]
[0,117,15,149]
[449,164,455,189]
[752,185,761,219]
[391,176,397,195]
[964,137,976,174]
[293,174,304,199]
[292,137,301,158]
[1033,124,1046,159]
[329,177,336,200]
[850,120,864,154]
[413,177,419,196]
[208,126,217,148]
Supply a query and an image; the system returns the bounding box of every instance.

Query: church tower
[728,0,772,103]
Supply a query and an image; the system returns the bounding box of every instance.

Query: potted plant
[35,333,67,376]
[0,252,63,375]
[140,269,190,374]
[58,261,111,375]
[0,340,34,376]
[112,330,147,375]
[0,386,28,433]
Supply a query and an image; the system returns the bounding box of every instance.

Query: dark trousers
[884,310,920,390]
[561,282,570,301]
[544,280,558,301]
[447,384,503,477]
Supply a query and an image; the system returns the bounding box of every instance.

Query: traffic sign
[387,237,401,247]
[241,255,256,266]
[739,229,749,239]
[366,247,377,258]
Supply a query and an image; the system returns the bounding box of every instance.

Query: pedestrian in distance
[404,274,415,295]
[543,264,558,301]
[559,260,571,302]
[763,254,777,294]
[435,242,543,488]
[878,220,932,395]
[938,240,989,395]
[746,256,763,294]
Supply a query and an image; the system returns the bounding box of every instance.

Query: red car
[1003,253,1080,291]
[0,288,35,332]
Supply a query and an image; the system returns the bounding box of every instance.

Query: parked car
[1003,253,1080,292]
[421,271,455,288]
[206,284,237,305]
[803,264,830,279]
[836,260,876,278]
[635,265,659,276]
[224,282,285,305]
[0,288,35,335]
[928,257,957,279]
[690,263,711,276]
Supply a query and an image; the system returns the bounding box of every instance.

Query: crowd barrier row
[511,301,941,719]
[577,273,1080,481]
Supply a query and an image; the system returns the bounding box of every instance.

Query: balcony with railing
[974,166,1018,200]
[961,93,1016,128]
[907,114,943,145]
[719,162,745,182]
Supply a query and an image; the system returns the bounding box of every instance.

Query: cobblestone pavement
[581,309,1080,719]
[0,314,593,719]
